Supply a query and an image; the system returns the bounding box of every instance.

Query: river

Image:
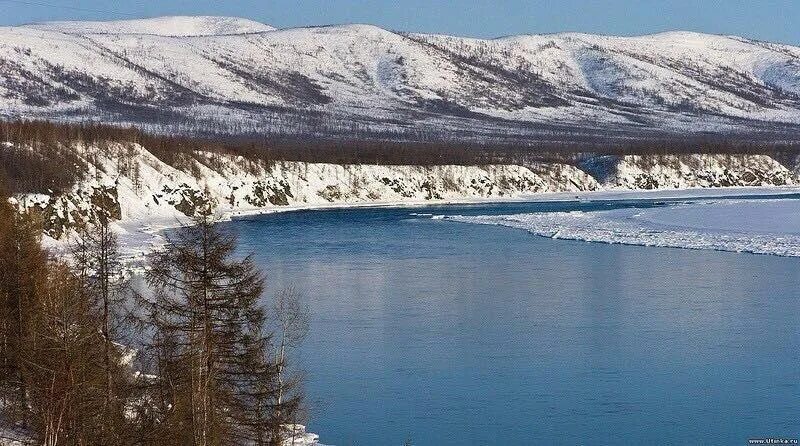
[227,196,800,445]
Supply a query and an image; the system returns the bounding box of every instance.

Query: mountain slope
[2,17,800,142]
[23,16,275,36]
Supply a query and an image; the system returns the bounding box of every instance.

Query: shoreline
[222,184,800,220]
[107,184,800,266]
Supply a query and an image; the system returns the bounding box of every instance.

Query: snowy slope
[580,154,796,189]
[2,17,800,139]
[24,16,275,36]
[10,140,597,249]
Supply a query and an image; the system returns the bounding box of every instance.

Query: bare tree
[21,260,107,446]
[271,287,309,411]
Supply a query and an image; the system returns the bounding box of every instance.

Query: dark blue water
[227,197,800,446]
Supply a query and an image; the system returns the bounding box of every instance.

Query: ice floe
[443,199,800,257]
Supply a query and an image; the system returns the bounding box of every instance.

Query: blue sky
[1,0,798,44]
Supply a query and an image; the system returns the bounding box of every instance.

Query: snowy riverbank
[109,185,800,264]
[8,139,800,261]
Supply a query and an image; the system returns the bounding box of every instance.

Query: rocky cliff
[8,141,798,240]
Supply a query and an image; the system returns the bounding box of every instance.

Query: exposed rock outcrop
[9,141,797,240]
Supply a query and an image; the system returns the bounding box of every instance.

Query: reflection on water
[225,200,800,446]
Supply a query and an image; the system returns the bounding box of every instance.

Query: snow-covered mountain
[2,16,800,141]
[23,16,276,36]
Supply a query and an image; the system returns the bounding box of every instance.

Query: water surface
[227,197,800,445]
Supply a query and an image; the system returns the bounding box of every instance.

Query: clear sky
[1,0,798,45]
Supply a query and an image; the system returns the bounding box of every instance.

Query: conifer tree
[143,211,290,445]
[1,190,133,445]
[23,260,106,446]
[71,201,131,445]
[0,197,49,431]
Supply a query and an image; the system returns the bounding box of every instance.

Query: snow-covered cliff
[9,141,799,245]
[581,153,797,189]
[12,141,598,239]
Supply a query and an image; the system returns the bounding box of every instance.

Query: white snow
[3,16,800,132]
[443,198,800,257]
[13,141,595,264]
[282,425,323,446]
[24,16,275,36]
[606,154,796,189]
[11,140,800,263]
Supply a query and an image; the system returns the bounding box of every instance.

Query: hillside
[23,16,276,36]
[2,17,800,143]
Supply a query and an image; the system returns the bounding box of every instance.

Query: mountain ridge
[21,16,276,36]
[2,16,800,144]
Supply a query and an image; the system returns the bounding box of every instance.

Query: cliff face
[8,141,798,240]
[12,142,598,238]
[581,154,797,189]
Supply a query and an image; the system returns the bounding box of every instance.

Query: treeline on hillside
[3,119,800,194]
[0,194,309,445]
